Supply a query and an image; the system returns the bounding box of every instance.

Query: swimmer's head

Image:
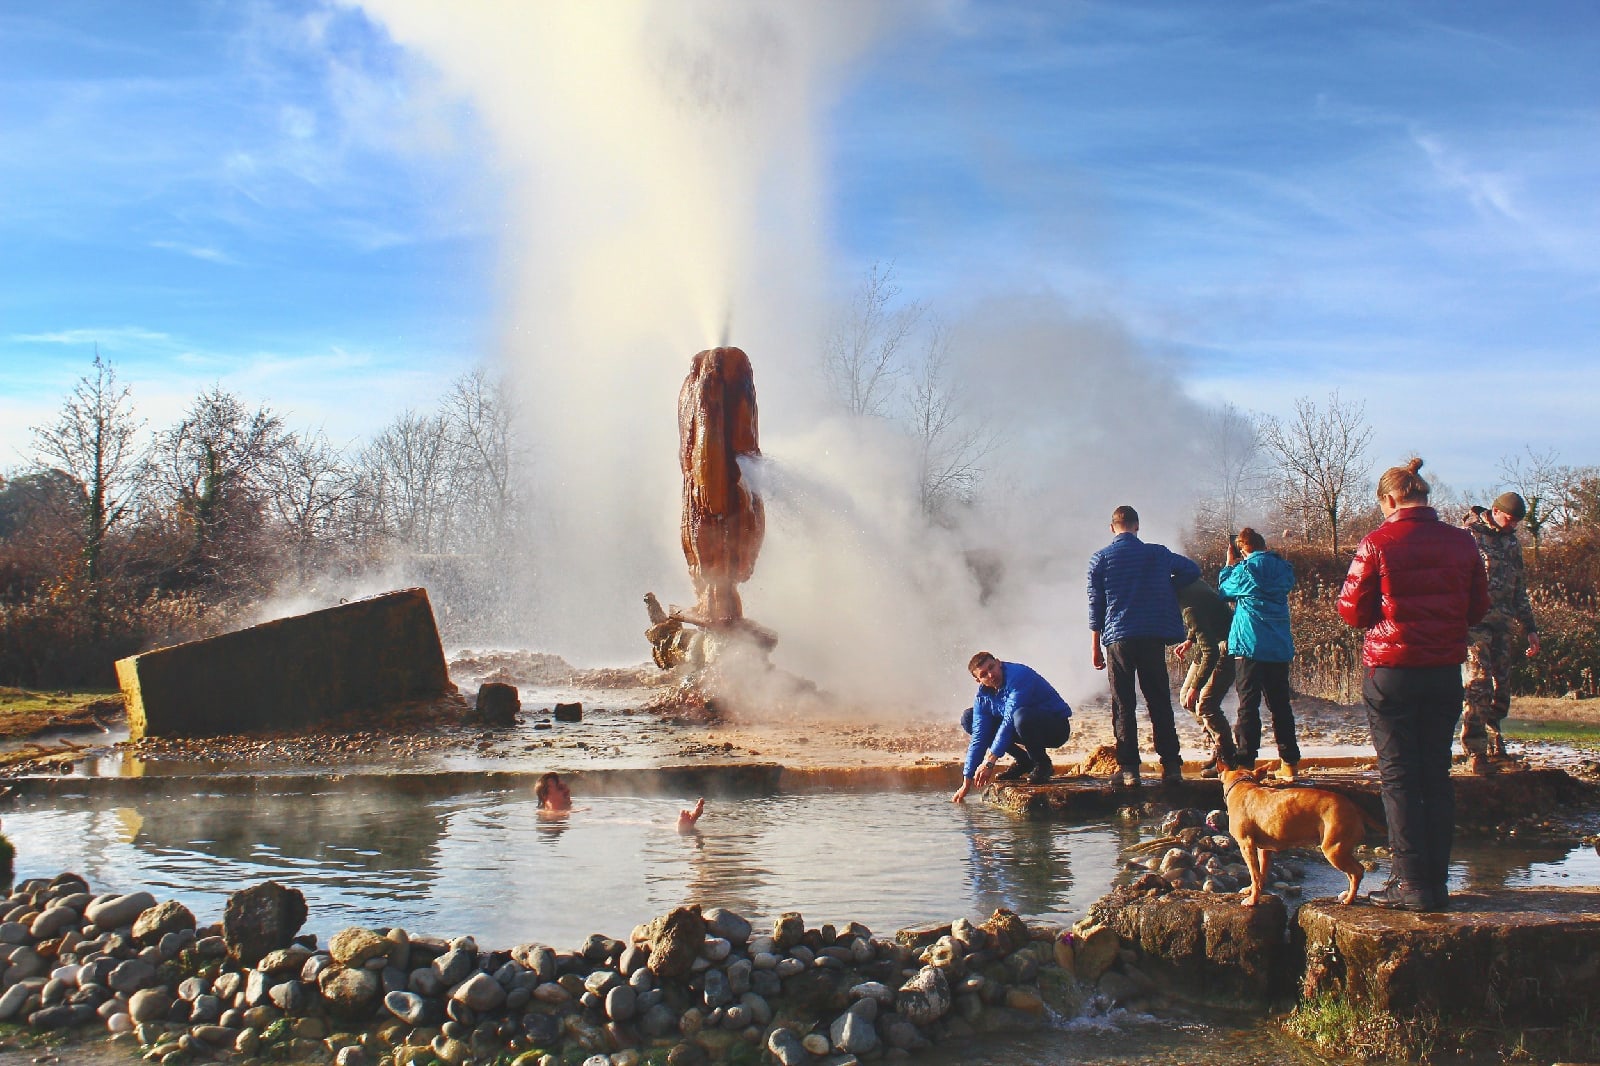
[535,772,571,811]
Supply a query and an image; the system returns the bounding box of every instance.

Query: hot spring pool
[2,779,1144,947]
[5,775,1598,1065]
[5,776,1595,950]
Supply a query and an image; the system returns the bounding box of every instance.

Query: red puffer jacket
[1337,506,1490,668]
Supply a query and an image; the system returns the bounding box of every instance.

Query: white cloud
[1412,131,1524,224]
[8,326,175,347]
[149,240,239,265]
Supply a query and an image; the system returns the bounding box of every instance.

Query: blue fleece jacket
[1218,550,1296,662]
[1087,533,1200,645]
[963,662,1072,779]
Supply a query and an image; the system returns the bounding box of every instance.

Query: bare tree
[906,323,996,520]
[261,429,361,580]
[28,352,144,584]
[357,410,457,554]
[145,386,289,589]
[1498,446,1574,565]
[442,368,524,548]
[823,262,922,418]
[1258,392,1374,554]
[1565,468,1600,536]
[1193,403,1265,540]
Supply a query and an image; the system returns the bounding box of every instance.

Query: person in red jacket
[1337,457,1489,912]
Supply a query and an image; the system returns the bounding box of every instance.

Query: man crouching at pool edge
[953,652,1074,802]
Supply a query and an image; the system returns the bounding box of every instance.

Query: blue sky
[3,0,1597,490]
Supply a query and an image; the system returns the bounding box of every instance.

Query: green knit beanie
[1493,492,1527,520]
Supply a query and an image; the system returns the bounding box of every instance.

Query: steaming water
[7,780,1596,943]
[5,783,1141,947]
[343,0,1221,716]
[7,779,1597,1064]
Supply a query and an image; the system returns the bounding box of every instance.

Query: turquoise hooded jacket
[1218,550,1296,662]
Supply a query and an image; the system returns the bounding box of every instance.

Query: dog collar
[1223,776,1250,801]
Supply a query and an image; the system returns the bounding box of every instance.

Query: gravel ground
[3,649,1592,780]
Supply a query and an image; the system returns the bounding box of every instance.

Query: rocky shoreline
[0,871,1164,1066]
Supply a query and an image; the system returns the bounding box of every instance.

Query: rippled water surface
[8,779,1597,947]
[4,782,1146,947]
[8,778,1598,1065]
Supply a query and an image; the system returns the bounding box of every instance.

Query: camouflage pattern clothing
[1461,507,1538,756]
[1176,579,1238,765]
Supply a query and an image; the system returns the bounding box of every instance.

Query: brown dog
[1220,767,1382,906]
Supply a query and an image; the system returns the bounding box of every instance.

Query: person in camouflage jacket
[1461,492,1541,768]
[1173,576,1240,775]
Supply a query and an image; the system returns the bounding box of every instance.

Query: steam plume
[354,1,1207,715]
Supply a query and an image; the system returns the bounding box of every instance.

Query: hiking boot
[1199,762,1221,779]
[1027,758,1055,785]
[1367,880,1433,912]
[1161,765,1184,784]
[1274,761,1299,784]
[1116,769,1141,788]
[1469,753,1495,776]
[996,758,1033,782]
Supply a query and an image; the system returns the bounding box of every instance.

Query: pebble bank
[0,871,1166,1066]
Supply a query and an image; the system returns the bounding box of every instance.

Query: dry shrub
[1511,583,1599,697]
[0,585,242,688]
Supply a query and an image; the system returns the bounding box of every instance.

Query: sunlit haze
[3,1,1597,709]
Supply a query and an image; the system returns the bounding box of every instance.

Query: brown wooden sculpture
[678,346,764,626]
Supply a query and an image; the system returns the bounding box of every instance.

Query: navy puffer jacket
[1088,533,1201,645]
[1337,506,1489,669]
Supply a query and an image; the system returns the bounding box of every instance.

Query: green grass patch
[1282,992,1436,1061]
[0,685,111,713]
[1503,717,1600,749]
[0,686,118,740]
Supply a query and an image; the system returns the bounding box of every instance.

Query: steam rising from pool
[350,1,1214,716]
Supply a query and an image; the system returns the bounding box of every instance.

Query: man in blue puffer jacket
[1087,506,1202,787]
[1219,527,1302,781]
[952,652,1073,801]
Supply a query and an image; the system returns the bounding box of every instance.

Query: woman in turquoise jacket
[1219,528,1302,780]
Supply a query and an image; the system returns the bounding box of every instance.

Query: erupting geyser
[646,346,776,677]
[679,345,764,626]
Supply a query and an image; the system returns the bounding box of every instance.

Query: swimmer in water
[676,797,705,834]
[535,772,572,813]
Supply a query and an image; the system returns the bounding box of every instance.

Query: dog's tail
[1362,807,1387,835]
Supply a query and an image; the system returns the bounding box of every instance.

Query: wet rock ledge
[1296,887,1600,1033]
[0,873,1153,1066]
[986,765,1599,835]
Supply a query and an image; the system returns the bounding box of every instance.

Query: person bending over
[953,652,1073,802]
[1173,576,1240,777]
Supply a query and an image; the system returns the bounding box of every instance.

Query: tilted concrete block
[116,588,454,739]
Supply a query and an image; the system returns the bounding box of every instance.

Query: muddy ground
[3,651,1596,778]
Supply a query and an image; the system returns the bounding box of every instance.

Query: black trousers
[1364,665,1462,892]
[1106,638,1181,772]
[961,706,1071,768]
[1234,658,1300,765]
